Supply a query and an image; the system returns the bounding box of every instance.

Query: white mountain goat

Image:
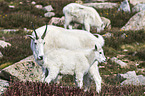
[63,3,105,32]
[28,24,105,62]
[42,45,106,93]
[27,24,105,90]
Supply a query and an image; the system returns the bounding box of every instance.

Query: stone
[121,10,145,31]
[130,0,145,6]
[0,40,11,48]
[118,71,145,86]
[43,5,54,12]
[110,57,128,68]
[31,1,36,5]
[0,79,9,95]
[101,17,111,29]
[118,0,131,13]
[83,2,119,9]
[35,5,43,9]
[132,4,145,12]
[3,55,43,82]
[120,71,140,85]
[44,12,55,17]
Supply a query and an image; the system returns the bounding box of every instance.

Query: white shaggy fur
[63,3,105,32]
[29,25,105,62]
[42,46,106,93]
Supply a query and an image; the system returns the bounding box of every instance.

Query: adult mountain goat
[63,3,105,32]
[42,45,106,93]
[28,24,105,63]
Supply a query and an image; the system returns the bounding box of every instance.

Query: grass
[0,0,145,95]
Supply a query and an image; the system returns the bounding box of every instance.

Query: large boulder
[130,0,145,6]
[121,10,145,31]
[132,4,145,12]
[3,55,42,82]
[83,2,119,9]
[118,0,131,13]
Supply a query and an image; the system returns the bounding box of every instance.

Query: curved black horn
[41,23,48,39]
[32,22,39,40]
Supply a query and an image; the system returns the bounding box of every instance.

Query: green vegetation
[0,0,145,95]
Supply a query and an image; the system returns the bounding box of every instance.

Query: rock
[3,55,43,82]
[49,16,65,26]
[43,5,54,12]
[0,79,9,95]
[118,0,131,13]
[118,71,145,86]
[137,75,145,85]
[44,12,55,17]
[83,2,119,9]
[0,40,11,48]
[132,4,145,12]
[121,10,145,31]
[101,17,111,29]
[110,57,128,68]
[0,29,19,33]
[35,5,43,9]
[31,1,36,5]
[9,5,15,8]
[0,52,3,58]
[130,0,145,6]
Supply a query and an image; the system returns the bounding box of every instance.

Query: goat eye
[99,52,102,54]
[34,42,37,45]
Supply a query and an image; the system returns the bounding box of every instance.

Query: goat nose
[39,56,43,60]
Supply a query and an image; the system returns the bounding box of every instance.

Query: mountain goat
[28,24,105,63]
[63,3,105,32]
[27,24,105,89]
[42,45,106,93]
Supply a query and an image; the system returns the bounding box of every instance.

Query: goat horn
[41,23,47,39]
[32,22,39,40]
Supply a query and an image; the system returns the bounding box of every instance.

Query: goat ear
[27,35,35,40]
[95,45,98,51]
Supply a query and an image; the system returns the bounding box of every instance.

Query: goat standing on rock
[63,3,105,32]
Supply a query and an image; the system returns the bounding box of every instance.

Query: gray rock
[119,71,145,86]
[130,0,145,6]
[132,4,145,12]
[35,5,43,9]
[118,0,131,13]
[43,5,54,12]
[121,10,145,31]
[0,29,19,33]
[3,55,43,82]
[83,2,119,9]
[110,57,128,68]
[44,12,55,17]
[0,79,9,95]
[0,40,11,48]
